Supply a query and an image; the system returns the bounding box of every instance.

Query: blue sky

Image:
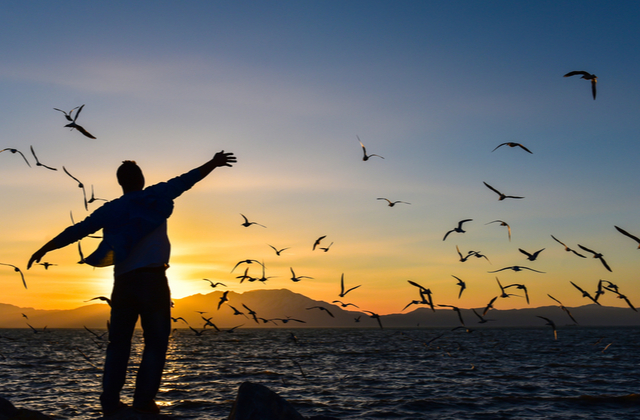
[1,1,639,314]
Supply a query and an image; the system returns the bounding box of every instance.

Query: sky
[1,1,639,316]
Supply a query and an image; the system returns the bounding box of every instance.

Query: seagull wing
[615,226,640,244]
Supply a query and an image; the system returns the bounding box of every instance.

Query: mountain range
[1,288,638,329]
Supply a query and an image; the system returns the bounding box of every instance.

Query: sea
[0,326,639,419]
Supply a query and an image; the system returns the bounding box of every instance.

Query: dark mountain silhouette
[1,289,638,329]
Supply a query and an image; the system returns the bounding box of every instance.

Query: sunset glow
[1,2,639,317]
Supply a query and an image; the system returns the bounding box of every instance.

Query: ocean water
[0,326,639,419]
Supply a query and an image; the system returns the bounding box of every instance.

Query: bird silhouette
[242,304,260,324]
[577,244,612,272]
[438,304,465,326]
[519,247,545,261]
[312,235,326,250]
[231,259,262,273]
[614,226,640,249]
[482,296,498,316]
[456,245,473,262]
[332,300,359,308]
[58,104,96,138]
[1,148,31,167]
[363,310,383,329]
[240,214,266,228]
[0,263,27,289]
[486,220,511,241]
[319,242,334,252]
[85,296,112,306]
[550,235,586,258]
[268,244,290,256]
[339,273,361,297]
[217,291,229,310]
[491,142,532,154]
[452,275,466,299]
[306,306,335,318]
[472,308,494,324]
[38,262,57,270]
[564,71,597,100]
[29,146,56,171]
[87,185,108,204]
[489,266,545,273]
[547,294,578,324]
[483,182,524,200]
[63,166,88,210]
[357,135,384,161]
[570,281,601,305]
[504,283,529,304]
[377,198,410,207]
[203,279,226,288]
[227,304,248,318]
[53,106,80,121]
[537,316,557,340]
[443,219,472,241]
[290,267,313,282]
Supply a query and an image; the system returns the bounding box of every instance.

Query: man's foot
[102,401,129,417]
[133,400,160,415]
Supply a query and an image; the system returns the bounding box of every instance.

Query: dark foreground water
[1,326,639,419]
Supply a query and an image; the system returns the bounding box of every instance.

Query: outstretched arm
[28,240,60,269]
[197,150,237,179]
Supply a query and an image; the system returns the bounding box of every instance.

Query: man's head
[117,160,145,193]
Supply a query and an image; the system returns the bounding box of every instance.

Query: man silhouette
[28,150,236,416]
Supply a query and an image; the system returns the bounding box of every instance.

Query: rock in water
[0,396,54,420]
[228,382,305,420]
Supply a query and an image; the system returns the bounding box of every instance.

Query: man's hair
[117,160,144,189]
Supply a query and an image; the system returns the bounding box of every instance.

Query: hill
[1,289,638,329]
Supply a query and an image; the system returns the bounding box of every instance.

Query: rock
[0,396,54,420]
[227,382,306,420]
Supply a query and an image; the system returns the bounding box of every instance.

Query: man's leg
[101,275,139,415]
[132,270,171,412]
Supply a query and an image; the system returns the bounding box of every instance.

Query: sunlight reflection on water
[1,327,640,419]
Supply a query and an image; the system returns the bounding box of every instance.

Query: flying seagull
[312,235,326,250]
[290,267,313,282]
[202,279,226,288]
[486,220,511,241]
[339,273,361,297]
[519,248,545,261]
[217,291,229,310]
[443,219,472,241]
[63,166,88,210]
[489,266,545,273]
[564,71,597,100]
[570,281,601,305]
[357,135,384,161]
[377,198,410,207]
[577,244,612,272]
[0,263,27,289]
[537,316,557,340]
[240,214,266,228]
[0,148,31,167]
[57,104,96,138]
[452,275,466,299]
[614,226,640,249]
[504,283,529,304]
[306,306,335,318]
[29,146,56,171]
[85,296,112,306]
[483,182,524,201]
[491,142,532,154]
[547,294,578,324]
[268,244,290,256]
[551,235,586,258]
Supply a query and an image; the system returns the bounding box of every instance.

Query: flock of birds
[1,70,637,340]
